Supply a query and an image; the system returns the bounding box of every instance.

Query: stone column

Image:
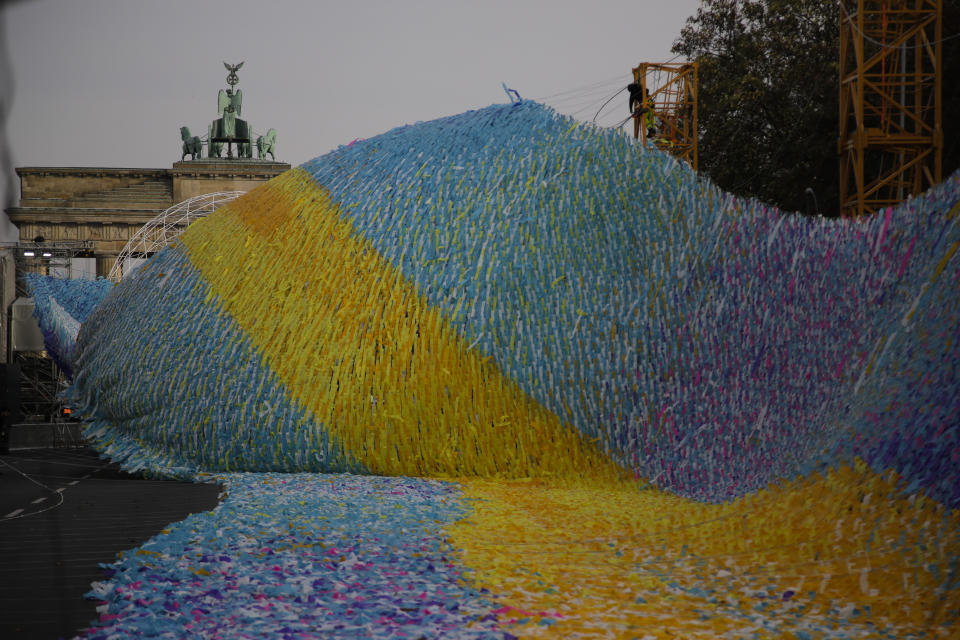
[96,256,115,279]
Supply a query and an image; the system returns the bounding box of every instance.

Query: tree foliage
[941,0,960,182]
[672,0,960,217]
[673,0,839,214]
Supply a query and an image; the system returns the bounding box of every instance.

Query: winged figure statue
[218,88,243,117]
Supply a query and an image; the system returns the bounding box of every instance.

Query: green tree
[672,0,840,215]
[674,0,960,217]
[941,1,960,182]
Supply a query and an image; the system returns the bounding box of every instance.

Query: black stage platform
[0,447,222,639]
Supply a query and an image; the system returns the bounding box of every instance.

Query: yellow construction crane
[631,62,699,171]
[839,0,943,216]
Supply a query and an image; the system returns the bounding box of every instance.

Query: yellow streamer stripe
[179,169,623,480]
[450,464,960,637]
[932,239,958,282]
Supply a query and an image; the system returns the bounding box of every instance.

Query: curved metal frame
[109,191,245,281]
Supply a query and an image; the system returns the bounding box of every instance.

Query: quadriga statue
[180,127,202,161]
[257,129,277,160]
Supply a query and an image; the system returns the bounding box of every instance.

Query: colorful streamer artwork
[27,99,959,638]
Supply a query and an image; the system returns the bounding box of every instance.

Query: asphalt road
[0,447,222,639]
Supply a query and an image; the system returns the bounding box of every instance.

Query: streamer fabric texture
[26,100,959,638]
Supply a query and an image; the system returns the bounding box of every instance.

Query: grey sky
[0,0,701,242]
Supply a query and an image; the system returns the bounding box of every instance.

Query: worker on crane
[628,83,643,138]
[628,83,657,140]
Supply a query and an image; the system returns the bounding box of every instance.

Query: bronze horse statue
[180,127,202,161]
[257,129,277,161]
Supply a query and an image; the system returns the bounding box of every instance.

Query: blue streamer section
[82,473,508,639]
[24,274,113,378]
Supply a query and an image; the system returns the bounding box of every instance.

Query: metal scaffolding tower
[10,241,96,296]
[5,241,95,428]
[839,0,942,217]
[631,62,699,170]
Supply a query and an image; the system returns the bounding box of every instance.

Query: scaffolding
[3,241,96,429]
[839,0,942,217]
[631,62,699,170]
[1,190,244,438]
[10,240,96,296]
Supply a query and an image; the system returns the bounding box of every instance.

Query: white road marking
[31,497,47,504]
[4,509,24,518]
